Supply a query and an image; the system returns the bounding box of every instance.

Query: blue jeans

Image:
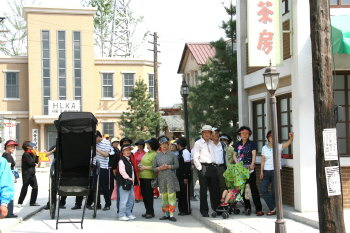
[118,185,134,217]
[261,170,275,211]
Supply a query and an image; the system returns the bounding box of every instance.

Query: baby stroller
[212,162,250,219]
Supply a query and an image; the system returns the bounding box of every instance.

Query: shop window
[330,0,350,6]
[334,73,350,156]
[277,93,293,154]
[58,31,66,100]
[73,31,82,103]
[253,99,266,154]
[102,73,113,98]
[42,30,50,115]
[148,73,154,98]
[5,72,19,98]
[103,122,114,137]
[123,73,135,98]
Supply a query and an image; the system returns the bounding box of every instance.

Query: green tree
[187,3,238,138]
[0,0,37,56]
[119,80,161,141]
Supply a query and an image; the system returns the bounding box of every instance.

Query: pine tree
[119,80,161,141]
[187,3,238,138]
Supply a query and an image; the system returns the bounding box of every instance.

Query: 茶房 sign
[247,0,283,66]
[48,100,80,115]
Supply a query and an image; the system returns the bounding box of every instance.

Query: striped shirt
[93,139,111,169]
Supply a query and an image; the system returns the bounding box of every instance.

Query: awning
[331,15,350,54]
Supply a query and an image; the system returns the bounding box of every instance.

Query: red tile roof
[177,43,216,74]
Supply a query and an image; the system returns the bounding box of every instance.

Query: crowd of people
[0,125,293,221]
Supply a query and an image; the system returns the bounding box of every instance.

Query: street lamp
[263,64,286,233]
[180,78,190,150]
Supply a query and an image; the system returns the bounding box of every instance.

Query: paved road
[9,198,216,233]
[8,170,216,233]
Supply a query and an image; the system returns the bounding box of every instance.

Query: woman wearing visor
[153,136,180,222]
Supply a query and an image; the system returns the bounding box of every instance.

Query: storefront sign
[325,166,341,196]
[48,100,80,115]
[322,128,338,161]
[247,0,282,66]
[32,128,38,149]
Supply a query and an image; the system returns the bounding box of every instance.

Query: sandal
[267,210,276,216]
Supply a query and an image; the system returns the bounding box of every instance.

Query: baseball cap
[111,137,120,144]
[5,140,19,147]
[201,125,213,132]
[121,144,134,151]
[159,136,169,144]
[27,142,36,148]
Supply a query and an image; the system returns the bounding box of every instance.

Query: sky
[1,0,230,107]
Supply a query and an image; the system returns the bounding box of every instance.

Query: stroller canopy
[55,112,98,133]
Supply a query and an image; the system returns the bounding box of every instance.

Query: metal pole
[183,94,190,150]
[270,95,286,233]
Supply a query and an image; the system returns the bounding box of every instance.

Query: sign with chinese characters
[322,128,339,161]
[325,166,341,196]
[48,100,80,115]
[247,0,282,66]
[32,129,38,149]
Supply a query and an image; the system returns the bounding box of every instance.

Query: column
[291,0,318,212]
[40,124,45,152]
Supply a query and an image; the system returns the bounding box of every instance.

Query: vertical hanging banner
[248,0,283,66]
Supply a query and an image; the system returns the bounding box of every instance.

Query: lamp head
[263,64,280,95]
[180,79,189,97]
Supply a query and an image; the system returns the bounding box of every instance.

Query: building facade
[237,0,350,211]
[0,6,154,151]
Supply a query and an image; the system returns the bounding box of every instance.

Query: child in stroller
[212,161,250,219]
[212,186,244,219]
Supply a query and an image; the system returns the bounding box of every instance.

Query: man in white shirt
[193,125,220,217]
[87,130,112,211]
[212,128,227,196]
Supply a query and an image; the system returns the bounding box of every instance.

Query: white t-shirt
[261,144,283,170]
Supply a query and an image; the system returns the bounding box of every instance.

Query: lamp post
[180,78,190,150]
[263,64,286,233]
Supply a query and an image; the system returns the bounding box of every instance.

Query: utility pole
[308,0,346,232]
[148,32,160,136]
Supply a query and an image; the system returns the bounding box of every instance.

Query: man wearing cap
[220,134,233,165]
[193,125,220,217]
[0,156,14,219]
[87,130,112,211]
[212,128,227,197]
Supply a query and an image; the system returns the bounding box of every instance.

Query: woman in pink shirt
[134,139,146,202]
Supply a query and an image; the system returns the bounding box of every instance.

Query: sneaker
[103,206,110,211]
[119,216,129,221]
[169,216,177,222]
[127,215,136,220]
[17,204,22,208]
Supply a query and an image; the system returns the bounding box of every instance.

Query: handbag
[122,179,133,191]
[12,168,20,179]
[151,177,158,189]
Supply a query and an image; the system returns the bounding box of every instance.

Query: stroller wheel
[234,209,240,215]
[222,212,229,219]
[211,212,217,218]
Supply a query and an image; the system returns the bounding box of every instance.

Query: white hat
[201,125,213,132]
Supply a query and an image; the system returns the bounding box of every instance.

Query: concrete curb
[0,206,45,233]
[191,209,232,233]
[284,208,319,229]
